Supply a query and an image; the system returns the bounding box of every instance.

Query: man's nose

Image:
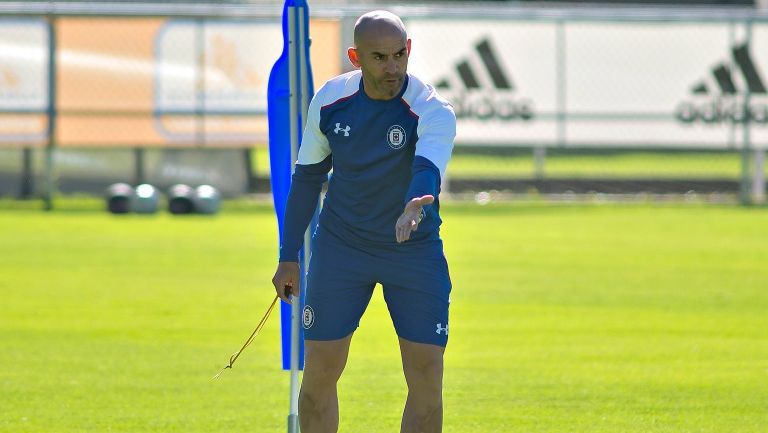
[384,58,399,73]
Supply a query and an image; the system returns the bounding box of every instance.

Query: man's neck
[362,76,403,101]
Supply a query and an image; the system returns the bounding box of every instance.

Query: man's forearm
[279,158,331,262]
[405,155,441,212]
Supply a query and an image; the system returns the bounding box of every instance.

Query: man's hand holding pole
[272,262,300,303]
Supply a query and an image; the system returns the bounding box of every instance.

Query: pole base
[287,414,299,433]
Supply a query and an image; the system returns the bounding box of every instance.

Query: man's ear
[406,39,411,56]
[348,47,360,68]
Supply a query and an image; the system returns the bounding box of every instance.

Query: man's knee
[303,337,352,385]
[404,369,443,405]
[404,354,443,382]
[400,339,445,393]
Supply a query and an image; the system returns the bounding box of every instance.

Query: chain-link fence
[1,2,767,204]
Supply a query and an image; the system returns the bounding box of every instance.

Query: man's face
[351,34,411,100]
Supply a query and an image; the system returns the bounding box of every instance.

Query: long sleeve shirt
[279,71,456,262]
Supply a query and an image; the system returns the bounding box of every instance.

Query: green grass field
[1,201,767,432]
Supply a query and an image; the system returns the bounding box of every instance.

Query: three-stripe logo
[676,43,768,124]
[435,38,534,122]
[436,39,513,91]
[690,44,766,96]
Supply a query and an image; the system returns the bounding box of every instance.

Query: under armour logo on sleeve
[334,123,351,136]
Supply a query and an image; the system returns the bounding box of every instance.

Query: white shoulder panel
[402,74,456,178]
[319,70,361,108]
[297,71,362,165]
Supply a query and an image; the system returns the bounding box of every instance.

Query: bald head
[348,10,411,100]
[353,10,407,47]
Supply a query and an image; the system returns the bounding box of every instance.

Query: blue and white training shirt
[279,70,456,262]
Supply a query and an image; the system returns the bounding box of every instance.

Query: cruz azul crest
[387,125,406,149]
[302,305,315,329]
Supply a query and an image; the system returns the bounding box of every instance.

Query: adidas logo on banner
[676,43,768,125]
[436,38,534,122]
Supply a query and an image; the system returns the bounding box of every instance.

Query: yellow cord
[213,295,279,380]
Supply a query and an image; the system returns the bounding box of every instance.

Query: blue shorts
[302,227,452,347]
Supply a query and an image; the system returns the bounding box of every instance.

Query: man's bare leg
[399,338,445,433]
[299,334,353,433]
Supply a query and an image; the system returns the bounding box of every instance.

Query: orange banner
[54,17,341,148]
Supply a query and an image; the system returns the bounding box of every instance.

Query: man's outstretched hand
[395,195,434,243]
[272,261,300,303]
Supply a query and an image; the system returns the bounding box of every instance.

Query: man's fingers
[280,284,294,304]
[272,262,300,303]
[396,196,432,243]
[279,284,290,303]
[403,220,416,242]
[410,219,419,239]
[273,278,293,303]
[412,195,434,208]
[274,280,292,303]
[395,217,418,243]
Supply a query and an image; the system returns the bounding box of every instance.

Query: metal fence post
[43,15,56,211]
[739,21,753,205]
[20,148,34,199]
[754,149,766,205]
[134,148,146,185]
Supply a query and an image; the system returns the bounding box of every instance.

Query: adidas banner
[406,20,768,149]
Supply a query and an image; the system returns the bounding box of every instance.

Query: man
[271,10,455,433]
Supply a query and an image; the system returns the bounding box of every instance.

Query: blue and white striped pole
[267,1,314,431]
